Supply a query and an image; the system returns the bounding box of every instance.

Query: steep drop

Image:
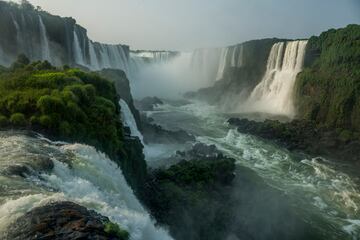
[242,40,308,117]
[0,132,172,240]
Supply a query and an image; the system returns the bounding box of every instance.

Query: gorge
[0,1,359,240]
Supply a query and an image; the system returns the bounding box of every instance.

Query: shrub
[103,222,129,240]
[0,115,8,127]
[0,59,125,160]
[10,113,26,126]
[37,95,65,114]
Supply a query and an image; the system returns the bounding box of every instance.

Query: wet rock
[2,155,54,177]
[141,114,195,144]
[4,201,126,240]
[228,118,360,162]
[135,96,164,111]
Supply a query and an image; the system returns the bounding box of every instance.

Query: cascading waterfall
[73,28,85,66]
[129,45,247,98]
[11,14,22,52]
[243,40,308,117]
[88,40,100,69]
[0,132,172,240]
[119,99,144,144]
[215,44,245,80]
[216,48,230,80]
[132,51,175,63]
[38,16,51,62]
[189,48,222,85]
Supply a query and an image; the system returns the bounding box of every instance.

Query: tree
[20,0,35,11]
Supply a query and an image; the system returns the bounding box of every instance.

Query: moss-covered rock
[4,201,129,240]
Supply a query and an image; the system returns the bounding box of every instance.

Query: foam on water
[147,100,360,239]
[0,133,173,240]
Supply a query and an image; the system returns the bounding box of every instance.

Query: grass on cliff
[295,24,360,132]
[0,55,124,159]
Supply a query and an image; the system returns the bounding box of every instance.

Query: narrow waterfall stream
[73,28,85,66]
[119,99,144,144]
[38,16,51,62]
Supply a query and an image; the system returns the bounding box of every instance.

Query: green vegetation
[0,55,124,159]
[295,24,360,133]
[144,156,235,240]
[104,221,129,240]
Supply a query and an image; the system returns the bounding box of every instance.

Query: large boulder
[4,201,128,240]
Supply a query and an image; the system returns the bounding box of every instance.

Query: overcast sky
[7,0,360,51]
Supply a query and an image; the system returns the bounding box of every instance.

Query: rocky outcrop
[141,115,195,144]
[98,68,142,130]
[143,143,323,240]
[228,118,360,162]
[134,96,164,111]
[4,201,128,240]
[120,136,147,193]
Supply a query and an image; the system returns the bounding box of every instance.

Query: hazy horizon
[4,0,360,51]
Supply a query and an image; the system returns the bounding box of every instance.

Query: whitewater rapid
[0,132,172,240]
[145,100,360,240]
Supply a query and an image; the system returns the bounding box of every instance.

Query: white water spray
[0,133,172,240]
[242,40,308,117]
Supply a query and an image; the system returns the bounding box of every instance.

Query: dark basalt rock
[98,69,142,131]
[228,118,360,162]
[141,114,195,144]
[2,155,54,177]
[174,142,223,160]
[4,201,125,240]
[134,96,164,111]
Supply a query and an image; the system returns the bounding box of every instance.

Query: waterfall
[133,51,174,63]
[244,40,308,117]
[235,45,244,67]
[189,48,222,85]
[216,47,230,80]
[88,40,99,70]
[73,28,85,66]
[119,99,144,144]
[11,14,22,53]
[38,16,51,62]
[0,133,172,239]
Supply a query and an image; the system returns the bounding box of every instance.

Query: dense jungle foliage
[0,55,124,159]
[144,155,236,240]
[295,24,360,133]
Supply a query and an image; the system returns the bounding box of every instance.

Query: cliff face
[0,1,130,73]
[295,24,360,132]
[187,38,286,109]
[97,69,142,131]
